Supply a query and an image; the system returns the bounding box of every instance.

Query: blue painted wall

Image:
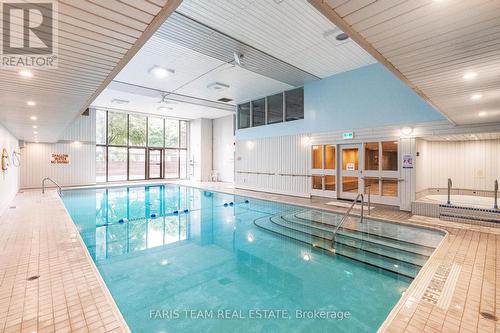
[235,63,445,140]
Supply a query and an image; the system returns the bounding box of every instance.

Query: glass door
[339,144,361,200]
[148,148,163,179]
[311,144,337,197]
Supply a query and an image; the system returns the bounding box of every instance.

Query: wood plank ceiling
[0,0,182,142]
[310,0,500,126]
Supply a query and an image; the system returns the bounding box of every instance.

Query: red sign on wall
[51,153,70,164]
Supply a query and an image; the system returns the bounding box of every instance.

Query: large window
[238,103,250,129]
[165,119,179,147]
[267,93,283,124]
[96,110,106,144]
[285,88,304,121]
[107,112,128,146]
[252,98,265,127]
[108,147,127,181]
[237,87,303,129]
[95,110,189,182]
[148,117,164,147]
[129,148,146,180]
[129,115,146,146]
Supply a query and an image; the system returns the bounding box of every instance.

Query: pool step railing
[254,212,432,278]
[332,193,366,250]
[275,213,435,257]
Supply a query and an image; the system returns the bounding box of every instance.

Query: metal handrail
[332,193,365,248]
[494,179,498,210]
[42,177,62,196]
[447,178,452,205]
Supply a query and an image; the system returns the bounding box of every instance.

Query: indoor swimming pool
[62,184,445,333]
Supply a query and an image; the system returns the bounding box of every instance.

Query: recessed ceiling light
[471,94,482,100]
[19,69,33,77]
[30,116,37,121]
[478,111,487,117]
[336,32,349,41]
[149,65,174,79]
[32,125,37,129]
[33,131,38,134]
[157,106,173,112]
[27,101,36,106]
[111,98,129,105]
[462,72,477,80]
[401,126,413,135]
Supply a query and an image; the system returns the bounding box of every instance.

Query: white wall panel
[416,138,500,191]
[20,142,96,188]
[235,134,311,197]
[190,118,213,182]
[212,115,234,182]
[399,137,416,211]
[20,111,96,188]
[0,123,19,216]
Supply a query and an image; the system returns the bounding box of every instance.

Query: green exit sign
[342,132,354,140]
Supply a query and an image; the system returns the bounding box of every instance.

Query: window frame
[95,110,189,183]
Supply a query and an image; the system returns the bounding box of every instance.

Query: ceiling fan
[157,92,178,105]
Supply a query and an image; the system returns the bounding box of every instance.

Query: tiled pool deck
[0,182,498,333]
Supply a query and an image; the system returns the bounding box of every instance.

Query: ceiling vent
[217,97,233,103]
[207,82,230,91]
[111,98,130,105]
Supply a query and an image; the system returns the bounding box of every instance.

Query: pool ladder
[42,177,62,196]
[331,193,367,249]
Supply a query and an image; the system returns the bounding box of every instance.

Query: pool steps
[254,211,434,279]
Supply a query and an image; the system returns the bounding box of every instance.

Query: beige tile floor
[2,181,499,333]
[0,190,129,333]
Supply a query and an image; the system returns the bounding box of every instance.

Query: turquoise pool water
[62,184,429,333]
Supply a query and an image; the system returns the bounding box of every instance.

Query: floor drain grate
[27,275,40,281]
[480,311,498,321]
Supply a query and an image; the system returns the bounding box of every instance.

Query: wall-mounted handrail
[42,177,62,196]
[332,193,365,248]
[494,179,498,210]
[447,178,452,205]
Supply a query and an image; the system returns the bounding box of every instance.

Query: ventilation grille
[217,97,233,102]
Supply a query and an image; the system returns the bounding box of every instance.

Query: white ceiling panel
[175,63,293,103]
[176,0,376,78]
[114,36,226,93]
[106,33,293,111]
[310,0,500,125]
[0,0,181,142]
